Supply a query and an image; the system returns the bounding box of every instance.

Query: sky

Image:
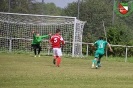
[36,0,78,8]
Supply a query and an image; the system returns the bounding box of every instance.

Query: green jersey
[32,34,49,44]
[94,40,108,53]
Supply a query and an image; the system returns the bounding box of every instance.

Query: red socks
[54,56,61,67]
[57,57,61,67]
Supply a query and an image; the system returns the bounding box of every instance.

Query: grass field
[0,53,133,88]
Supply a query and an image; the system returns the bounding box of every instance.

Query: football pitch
[0,53,133,88]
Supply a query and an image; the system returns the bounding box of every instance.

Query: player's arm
[48,39,52,49]
[41,33,52,39]
[92,43,94,47]
[107,43,113,52]
[91,42,97,50]
[91,42,97,49]
[31,30,36,38]
[91,43,95,50]
[60,37,65,45]
[61,40,65,45]
[92,41,97,47]
[49,38,52,47]
[49,37,52,43]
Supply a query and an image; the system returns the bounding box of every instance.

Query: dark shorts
[31,44,42,50]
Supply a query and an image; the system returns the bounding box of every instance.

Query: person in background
[31,30,52,57]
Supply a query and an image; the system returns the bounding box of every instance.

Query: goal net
[0,12,85,57]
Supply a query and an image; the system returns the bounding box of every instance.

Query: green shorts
[94,50,104,59]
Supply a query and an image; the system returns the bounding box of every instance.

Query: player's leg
[34,48,37,57]
[97,59,101,67]
[92,58,97,68]
[37,44,41,57]
[97,54,104,67]
[56,48,62,67]
[97,57,102,67]
[92,51,99,68]
[53,48,58,65]
[32,44,37,57]
[57,56,61,67]
[53,56,58,64]
[95,51,104,68]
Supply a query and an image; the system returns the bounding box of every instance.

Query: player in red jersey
[50,29,65,67]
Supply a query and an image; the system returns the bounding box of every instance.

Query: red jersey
[50,34,65,48]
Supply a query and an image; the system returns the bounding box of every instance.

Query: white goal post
[0,12,86,57]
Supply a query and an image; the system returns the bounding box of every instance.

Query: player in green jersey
[92,37,113,69]
[31,30,52,57]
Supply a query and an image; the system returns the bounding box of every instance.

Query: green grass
[0,53,133,88]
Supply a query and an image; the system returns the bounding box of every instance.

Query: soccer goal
[0,12,85,57]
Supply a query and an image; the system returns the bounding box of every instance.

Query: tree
[0,0,62,15]
[62,0,133,56]
[0,0,8,12]
[62,0,113,42]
